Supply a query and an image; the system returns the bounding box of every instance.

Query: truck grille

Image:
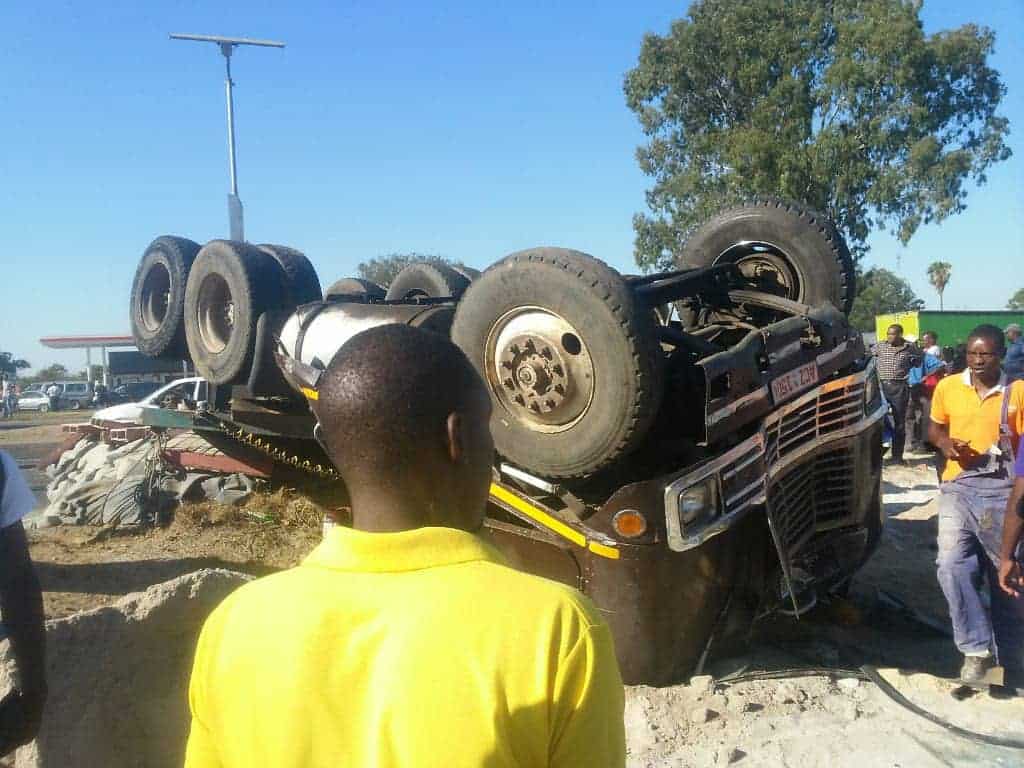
[764,379,865,468]
[720,441,766,517]
[768,447,856,556]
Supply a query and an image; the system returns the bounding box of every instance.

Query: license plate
[771,362,819,404]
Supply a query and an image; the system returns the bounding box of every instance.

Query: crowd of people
[0,321,1021,762]
[0,376,19,420]
[875,322,1024,684]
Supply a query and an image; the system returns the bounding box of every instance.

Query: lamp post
[169,33,285,242]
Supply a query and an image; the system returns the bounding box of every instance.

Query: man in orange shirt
[929,325,1024,683]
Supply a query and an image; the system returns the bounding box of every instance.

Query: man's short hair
[888,324,903,334]
[1006,323,1022,335]
[967,324,1006,353]
[923,330,938,341]
[314,324,485,478]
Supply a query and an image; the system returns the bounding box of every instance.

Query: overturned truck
[129,199,884,684]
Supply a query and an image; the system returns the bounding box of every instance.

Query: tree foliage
[1007,288,1024,311]
[849,267,924,332]
[356,253,471,288]
[0,352,30,377]
[624,0,1010,271]
[29,363,69,383]
[926,260,952,310]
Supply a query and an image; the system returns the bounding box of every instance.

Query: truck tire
[678,199,855,314]
[451,247,664,478]
[385,263,470,301]
[324,277,386,301]
[184,240,286,385]
[130,236,201,358]
[256,244,322,307]
[452,265,481,282]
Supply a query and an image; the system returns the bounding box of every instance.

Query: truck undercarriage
[129,198,883,684]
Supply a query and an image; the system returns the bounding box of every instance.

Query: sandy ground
[5,426,1024,765]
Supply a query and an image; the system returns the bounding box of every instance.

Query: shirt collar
[960,368,1007,398]
[303,525,508,573]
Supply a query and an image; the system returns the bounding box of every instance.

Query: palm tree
[927,261,952,311]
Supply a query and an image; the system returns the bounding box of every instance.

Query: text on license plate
[771,362,819,404]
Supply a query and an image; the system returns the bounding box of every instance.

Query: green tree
[849,268,924,332]
[31,363,68,383]
[0,352,30,377]
[356,253,472,288]
[926,261,952,311]
[1007,288,1024,311]
[624,0,1010,271]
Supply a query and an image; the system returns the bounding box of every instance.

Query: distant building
[108,351,190,387]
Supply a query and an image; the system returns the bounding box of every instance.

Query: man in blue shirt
[1005,324,1024,384]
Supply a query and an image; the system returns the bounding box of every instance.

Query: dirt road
[9,424,1024,766]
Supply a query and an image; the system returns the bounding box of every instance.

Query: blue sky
[1,1,1022,374]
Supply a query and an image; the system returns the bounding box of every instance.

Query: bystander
[184,325,626,767]
[874,324,923,464]
[997,434,1024,598]
[0,450,47,756]
[1005,323,1024,383]
[929,325,1024,683]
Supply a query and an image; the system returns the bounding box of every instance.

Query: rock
[688,674,715,697]
[2,569,252,768]
[718,746,746,764]
[690,706,718,724]
[837,677,861,691]
[708,693,729,712]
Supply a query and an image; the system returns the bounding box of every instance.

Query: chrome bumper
[665,361,885,552]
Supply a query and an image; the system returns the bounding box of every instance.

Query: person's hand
[0,685,46,757]
[999,558,1023,598]
[938,438,963,461]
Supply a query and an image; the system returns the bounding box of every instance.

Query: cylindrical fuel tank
[277,300,456,370]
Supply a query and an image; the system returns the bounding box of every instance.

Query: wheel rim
[485,307,595,433]
[715,241,801,302]
[140,262,171,332]
[196,273,235,355]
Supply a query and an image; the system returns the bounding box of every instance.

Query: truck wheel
[130,236,201,358]
[452,265,481,282]
[324,277,386,301]
[451,248,664,478]
[184,240,286,385]
[678,199,855,314]
[385,263,470,301]
[256,244,322,307]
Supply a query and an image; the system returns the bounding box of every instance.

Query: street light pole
[169,33,285,242]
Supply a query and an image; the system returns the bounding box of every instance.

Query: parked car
[17,390,52,412]
[59,381,93,410]
[92,377,207,424]
[112,381,164,403]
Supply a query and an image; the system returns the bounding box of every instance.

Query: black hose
[717,664,1024,750]
[860,665,1024,750]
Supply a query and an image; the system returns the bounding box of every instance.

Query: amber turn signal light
[612,509,648,539]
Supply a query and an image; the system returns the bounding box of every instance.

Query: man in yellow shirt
[184,324,626,767]
[929,325,1024,684]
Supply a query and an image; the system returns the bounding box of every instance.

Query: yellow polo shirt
[930,371,1024,482]
[184,526,625,768]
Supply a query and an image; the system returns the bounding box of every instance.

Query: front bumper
[484,362,885,685]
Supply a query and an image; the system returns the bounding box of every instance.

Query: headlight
[679,477,719,526]
[864,370,882,414]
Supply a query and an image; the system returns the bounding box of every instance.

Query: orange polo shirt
[185,525,625,768]
[930,370,1024,482]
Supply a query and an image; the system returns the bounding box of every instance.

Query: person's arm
[998,478,1024,597]
[549,611,625,768]
[927,420,962,462]
[0,521,47,755]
